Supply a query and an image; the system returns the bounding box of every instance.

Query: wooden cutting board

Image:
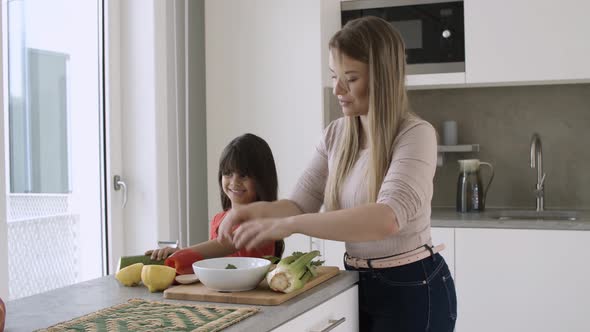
[163,266,340,305]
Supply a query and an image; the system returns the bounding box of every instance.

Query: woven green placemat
[36,298,260,332]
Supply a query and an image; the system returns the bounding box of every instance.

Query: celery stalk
[266,250,323,293]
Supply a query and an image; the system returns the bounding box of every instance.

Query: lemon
[141,265,176,292]
[115,263,144,286]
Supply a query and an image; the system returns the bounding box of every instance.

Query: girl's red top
[209,210,276,258]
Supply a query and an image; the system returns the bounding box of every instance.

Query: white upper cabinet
[465,0,590,85]
[326,0,590,88]
[406,73,466,89]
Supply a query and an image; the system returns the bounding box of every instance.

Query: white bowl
[192,257,271,292]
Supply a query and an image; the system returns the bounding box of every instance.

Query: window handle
[113,175,128,208]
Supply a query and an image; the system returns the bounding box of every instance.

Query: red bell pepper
[165,248,203,275]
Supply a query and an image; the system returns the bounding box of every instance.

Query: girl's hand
[232,218,293,251]
[145,246,179,260]
[217,207,250,246]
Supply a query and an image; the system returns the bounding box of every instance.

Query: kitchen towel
[35,298,259,332]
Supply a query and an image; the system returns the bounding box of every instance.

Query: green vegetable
[225,264,237,269]
[263,255,280,264]
[266,250,324,293]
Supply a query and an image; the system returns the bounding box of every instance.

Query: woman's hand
[217,207,251,246]
[232,217,294,251]
[145,246,179,260]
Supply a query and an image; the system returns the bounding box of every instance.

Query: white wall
[205,0,324,217]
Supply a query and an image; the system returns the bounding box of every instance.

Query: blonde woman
[218,16,456,331]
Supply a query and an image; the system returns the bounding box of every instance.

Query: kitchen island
[5,270,358,331]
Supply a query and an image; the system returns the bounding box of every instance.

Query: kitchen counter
[431,207,590,230]
[5,270,358,331]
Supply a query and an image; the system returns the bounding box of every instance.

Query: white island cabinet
[455,228,590,332]
[464,0,590,85]
[272,285,359,332]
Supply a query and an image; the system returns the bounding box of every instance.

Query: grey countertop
[5,271,358,332]
[431,207,590,230]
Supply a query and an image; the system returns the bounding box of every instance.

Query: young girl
[146,133,281,273]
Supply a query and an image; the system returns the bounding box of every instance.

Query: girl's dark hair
[218,133,278,210]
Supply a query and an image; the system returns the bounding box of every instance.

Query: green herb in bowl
[225,264,237,269]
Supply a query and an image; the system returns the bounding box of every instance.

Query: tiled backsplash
[324,83,590,209]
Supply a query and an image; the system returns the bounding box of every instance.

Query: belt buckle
[351,256,366,268]
[346,255,360,268]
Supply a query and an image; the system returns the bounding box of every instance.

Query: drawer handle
[312,317,346,332]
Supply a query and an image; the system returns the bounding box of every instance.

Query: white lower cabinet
[455,228,590,332]
[287,225,590,331]
[431,227,455,279]
[321,239,346,270]
[284,234,311,257]
[272,285,359,332]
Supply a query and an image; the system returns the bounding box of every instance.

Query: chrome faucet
[530,133,546,211]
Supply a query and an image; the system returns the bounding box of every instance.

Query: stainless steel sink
[489,210,578,221]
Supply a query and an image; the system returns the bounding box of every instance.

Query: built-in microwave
[341,0,465,75]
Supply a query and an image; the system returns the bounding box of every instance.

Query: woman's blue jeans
[345,253,457,332]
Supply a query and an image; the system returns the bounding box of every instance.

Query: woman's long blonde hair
[325,16,410,211]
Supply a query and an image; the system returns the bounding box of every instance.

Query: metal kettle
[456,159,494,212]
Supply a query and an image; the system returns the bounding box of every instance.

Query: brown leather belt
[345,244,446,269]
